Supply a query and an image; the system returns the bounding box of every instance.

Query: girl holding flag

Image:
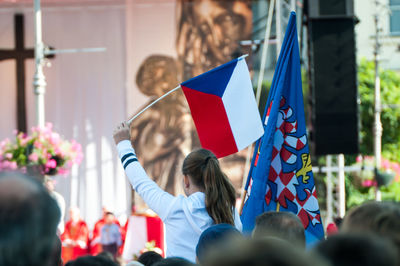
[113,122,242,263]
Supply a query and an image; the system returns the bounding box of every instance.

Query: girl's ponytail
[182,149,236,225]
[203,157,236,225]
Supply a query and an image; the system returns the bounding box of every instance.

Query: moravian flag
[240,12,324,246]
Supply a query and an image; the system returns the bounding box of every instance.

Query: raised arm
[113,122,176,220]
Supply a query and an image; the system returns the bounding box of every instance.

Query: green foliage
[346,180,400,210]
[254,80,271,117]
[380,181,400,201]
[345,175,375,209]
[343,59,400,208]
[358,59,400,162]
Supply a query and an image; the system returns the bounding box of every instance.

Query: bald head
[0,172,61,266]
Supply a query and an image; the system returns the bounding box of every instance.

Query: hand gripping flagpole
[126,54,249,125]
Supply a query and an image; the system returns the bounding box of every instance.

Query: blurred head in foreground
[0,172,61,266]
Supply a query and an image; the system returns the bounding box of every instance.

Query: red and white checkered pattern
[295,187,321,227]
[265,97,321,226]
[246,97,321,228]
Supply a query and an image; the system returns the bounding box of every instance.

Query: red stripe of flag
[181,85,238,157]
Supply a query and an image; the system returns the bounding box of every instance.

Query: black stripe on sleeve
[123,158,138,170]
[121,153,135,165]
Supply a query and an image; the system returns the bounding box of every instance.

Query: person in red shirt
[61,207,89,263]
[90,206,121,255]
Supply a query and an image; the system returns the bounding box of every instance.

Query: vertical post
[325,155,333,224]
[255,0,275,104]
[241,0,275,201]
[33,0,46,127]
[337,154,346,217]
[290,0,296,12]
[373,1,382,201]
[275,0,282,57]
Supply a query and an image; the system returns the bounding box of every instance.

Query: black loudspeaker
[307,0,359,155]
[307,0,354,18]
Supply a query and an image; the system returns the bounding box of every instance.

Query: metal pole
[325,155,333,224]
[241,0,275,201]
[126,85,181,124]
[338,154,346,217]
[33,0,46,127]
[373,1,382,201]
[255,0,275,104]
[275,0,282,57]
[290,0,295,11]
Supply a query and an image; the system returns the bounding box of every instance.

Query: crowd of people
[60,206,123,263]
[1,170,399,266]
[0,122,399,266]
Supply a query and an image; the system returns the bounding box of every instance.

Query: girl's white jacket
[117,140,242,262]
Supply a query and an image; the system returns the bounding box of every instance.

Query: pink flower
[74,153,83,164]
[72,140,80,148]
[356,155,362,163]
[2,160,10,168]
[1,125,83,176]
[9,161,17,170]
[31,126,38,133]
[13,129,19,135]
[67,161,73,168]
[45,159,57,169]
[55,147,65,157]
[382,159,390,169]
[362,180,377,187]
[29,153,39,162]
[57,168,69,176]
[40,122,53,136]
[19,135,30,146]
[49,132,61,145]
[0,138,10,148]
[34,140,43,149]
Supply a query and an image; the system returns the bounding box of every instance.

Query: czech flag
[181,57,264,158]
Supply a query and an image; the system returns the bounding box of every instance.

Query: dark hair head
[0,172,61,266]
[253,212,305,248]
[48,236,63,266]
[341,201,400,254]
[96,251,115,262]
[152,257,195,266]
[341,201,389,231]
[65,255,118,266]
[105,212,115,216]
[138,251,163,266]
[196,223,242,263]
[202,237,324,266]
[182,148,236,225]
[313,233,398,266]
